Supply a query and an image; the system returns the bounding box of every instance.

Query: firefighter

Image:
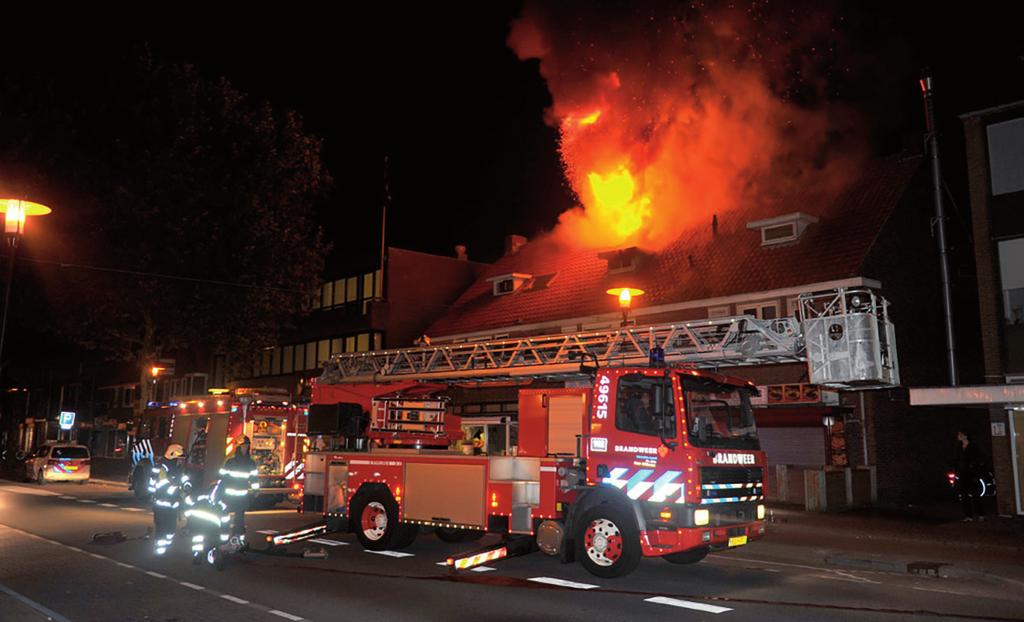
[184,480,232,565]
[220,435,259,545]
[148,443,191,556]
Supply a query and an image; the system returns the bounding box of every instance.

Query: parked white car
[25,443,91,484]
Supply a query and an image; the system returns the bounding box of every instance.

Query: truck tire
[132,466,151,500]
[575,503,641,578]
[351,489,400,550]
[663,547,708,565]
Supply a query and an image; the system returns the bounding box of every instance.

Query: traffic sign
[59,411,76,430]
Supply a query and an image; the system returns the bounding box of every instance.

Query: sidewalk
[755,502,1024,583]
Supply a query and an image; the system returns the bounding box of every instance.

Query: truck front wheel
[575,504,641,578]
[351,489,399,550]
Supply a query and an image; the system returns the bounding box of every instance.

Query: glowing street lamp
[606,286,645,327]
[0,199,52,383]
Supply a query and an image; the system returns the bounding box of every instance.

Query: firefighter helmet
[164,443,185,460]
[235,435,251,447]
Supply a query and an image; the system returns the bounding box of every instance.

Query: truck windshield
[682,376,759,450]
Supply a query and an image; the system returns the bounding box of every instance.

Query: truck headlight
[757,504,765,520]
[694,509,710,526]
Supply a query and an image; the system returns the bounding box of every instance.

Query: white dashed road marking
[0,486,61,496]
[116,562,134,569]
[0,581,73,622]
[59,495,76,500]
[77,499,96,504]
[221,594,250,605]
[98,503,118,508]
[269,609,305,621]
[645,596,732,614]
[257,529,279,534]
[527,577,599,590]
[180,582,205,591]
[145,571,168,579]
[122,507,145,512]
[365,550,414,558]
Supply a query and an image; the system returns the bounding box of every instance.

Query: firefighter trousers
[153,506,178,555]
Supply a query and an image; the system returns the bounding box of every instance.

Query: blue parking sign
[59,411,76,430]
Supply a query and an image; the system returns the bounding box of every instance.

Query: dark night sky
[7,3,1024,264]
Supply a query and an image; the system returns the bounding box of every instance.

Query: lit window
[374,269,383,298]
[346,336,356,352]
[305,341,316,370]
[373,333,383,350]
[261,349,272,376]
[347,277,358,302]
[333,279,345,306]
[294,344,305,371]
[363,273,374,300]
[357,333,370,352]
[487,273,532,296]
[331,338,343,354]
[282,346,294,374]
[318,340,330,365]
[321,282,333,308]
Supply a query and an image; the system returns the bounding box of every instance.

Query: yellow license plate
[728,535,747,547]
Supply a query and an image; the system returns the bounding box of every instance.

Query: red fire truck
[295,289,898,577]
[129,388,310,504]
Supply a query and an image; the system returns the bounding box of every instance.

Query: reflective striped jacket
[148,462,191,509]
[220,454,259,498]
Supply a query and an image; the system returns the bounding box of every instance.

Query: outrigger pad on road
[91,531,127,544]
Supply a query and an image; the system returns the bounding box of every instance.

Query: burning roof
[426,154,922,339]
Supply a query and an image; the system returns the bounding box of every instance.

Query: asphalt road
[1,480,1022,622]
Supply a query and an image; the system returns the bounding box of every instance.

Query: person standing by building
[955,429,987,522]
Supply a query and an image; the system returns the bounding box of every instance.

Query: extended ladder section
[318,287,899,389]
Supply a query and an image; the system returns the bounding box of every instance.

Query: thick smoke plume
[509,0,865,251]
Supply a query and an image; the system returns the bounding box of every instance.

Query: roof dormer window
[746,212,819,246]
[487,273,532,296]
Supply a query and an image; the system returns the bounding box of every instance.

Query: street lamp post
[606,286,645,327]
[0,199,52,383]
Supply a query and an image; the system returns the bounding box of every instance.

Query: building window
[740,302,779,320]
[346,336,356,352]
[317,340,330,365]
[331,338,343,354]
[357,333,370,352]
[787,297,801,318]
[282,345,294,374]
[321,282,333,308]
[487,273,532,296]
[746,212,818,247]
[261,349,273,376]
[332,279,345,306]
[271,347,281,376]
[305,341,317,370]
[374,269,383,298]
[998,237,1024,371]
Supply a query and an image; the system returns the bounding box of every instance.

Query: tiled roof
[427,154,922,338]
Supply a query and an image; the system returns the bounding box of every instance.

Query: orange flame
[508,3,863,252]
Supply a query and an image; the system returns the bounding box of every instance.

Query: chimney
[504,234,528,256]
[454,244,468,261]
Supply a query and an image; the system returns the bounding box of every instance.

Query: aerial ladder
[318,287,899,389]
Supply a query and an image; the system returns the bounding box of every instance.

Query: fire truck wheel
[576,504,641,578]
[132,467,151,500]
[352,490,399,550]
[662,547,708,564]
